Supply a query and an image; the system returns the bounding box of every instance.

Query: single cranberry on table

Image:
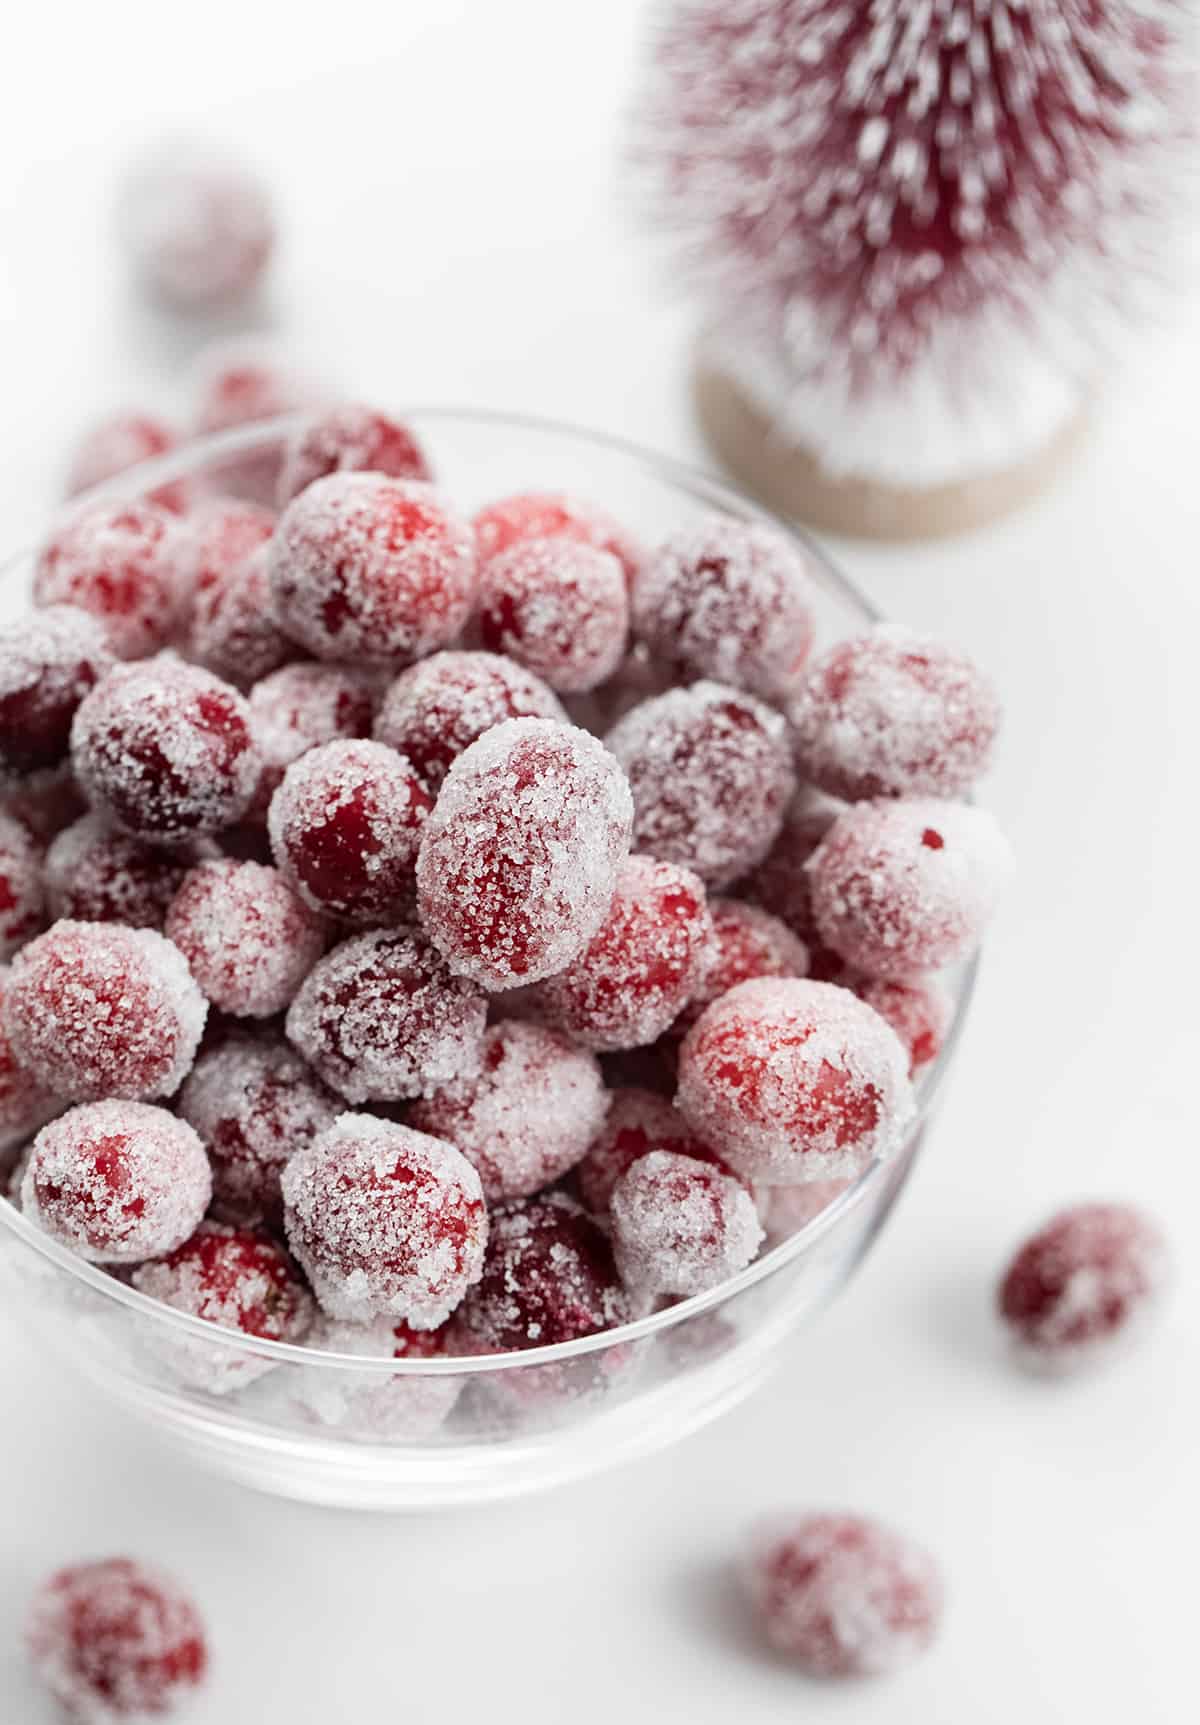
[26,1556,208,1721]
[374,649,566,791]
[118,137,275,311]
[474,536,629,693]
[610,1149,764,1298]
[278,403,432,505]
[474,489,643,584]
[65,410,190,514]
[0,606,114,788]
[0,810,44,959]
[44,813,208,931]
[281,1113,488,1326]
[165,858,326,1019]
[33,500,185,660]
[674,897,809,1032]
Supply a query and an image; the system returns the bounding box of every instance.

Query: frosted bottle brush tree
[634,0,1197,537]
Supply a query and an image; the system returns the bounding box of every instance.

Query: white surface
[0,5,1196,1719]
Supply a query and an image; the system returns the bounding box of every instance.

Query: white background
[1,4,1196,1719]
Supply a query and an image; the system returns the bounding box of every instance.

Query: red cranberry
[416,718,633,990]
[578,1086,738,1215]
[193,343,318,506]
[675,897,809,1030]
[250,662,376,763]
[119,138,275,310]
[281,1113,487,1325]
[181,502,289,688]
[165,859,326,1018]
[0,965,58,1156]
[474,490,642,583]
[26,1557,208,1720]
[610,1149,763,1296]
[374,649,565,791]
[65,411,189,514]
[740,791,848,981]
[0,810,44,959]
[44,813,206,930]
[34,501,184,659]
[0,606,115,787]
[408,1020,607,1201]
[278,403,432,505]
[475,537,629,693]
[852,975,952,1076]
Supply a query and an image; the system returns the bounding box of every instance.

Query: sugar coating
[742,1512,944,1677]
[286,928,487,1104]
[65,411,188,514]
[283,1313,462,1440]
[45,813,207,930]
[178,1034,339,1226]
[267,738,431,924]
[578,1086,723,1215]
[268,473,477,666]
[34,501,184,659]
[4,921,207,1102]
[251,662,377,762]
[611,1149,763,1296]
[165,859,326,1018]
[607,680,794,888]
[182,503,287,689]
[416,718,634,990]
[0,606,115,788]
[677,977,914,1184]
[530,854,715,1051]
[475,537,629,693]
[808,798,1012,981]
[676,897,810,1031]
[853,974,952,1077]
[375,649,566,791]
[278,403,432,506]
[71,659,261,843]
[0,967,58,1155]
[0,810,44,959]
[474,490,643,584]
[26,1556,208,1722]
[23,1100,211,1263]
[633,513,816,702]
[998,1202,1170,1373]
[131,1220,315,1394]
[790,626,1001,802]
[281,1112,487,1326]
[408,1020,607,1202]
[119,137,274,310]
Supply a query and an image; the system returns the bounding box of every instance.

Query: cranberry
[181,501,287,688]
[374,649,566,791]
[44,813,206,930]
[278,403,432,505]
[474,490,642,583]
[0,606,114,787]
[0,965,58,1156]
[475,537,628,693]
[674,896,809,1030]
[193,342,318,506]
[165,859,326,1018]
[0,810,44,959]
[852,975,952,1076]
[285,1312,463,1439]
[34,501,184,659]
[739,790,847,980]
[577,1086,724,1215]
[119,138,274,310]
[65,411,189,514]
[611,1149,763,1296]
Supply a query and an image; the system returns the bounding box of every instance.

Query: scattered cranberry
[807,799,1012,982]
[529,854,714,1051]
[852,975,952,1076]
[475,537,628,693]
[740,790,847,980]
[0,966,58,1155]
[268,474,477,666]
[131,1220,315,1392]
[742,1512,943,1677]
[22,1100,211,1262]
[193,342,318,505]
[286,927,487,1104]
[998,1202,1170,1372]
[65,411,189,514]
[3,921,206,1102]
[44,813,206,930]
[178,1034,339,1226]
[408,1020,607,1201]
[34,501,184,659]
[71,659,261,843]
[285,1313,461,1439]
[577,1086,722,1215]
[474,490,642,584]
[119,137,274,310]
[267,738,431,924]
[374,649,565,791]
[278,403,432,506]
[181,502,287,688]
[0,810,44,959]
[416,718,633,990]
[633,514,816,701]
[0,606,115,787]
[165,859,326,1018]
[677,978,913,1185]
[791,624,1001,802]
[675,897,809,1030]
[611,1149,763,1296]
[281,1113,487,1325]
[606,680,795,888]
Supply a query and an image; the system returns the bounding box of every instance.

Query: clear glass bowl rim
[0,407,978,1376]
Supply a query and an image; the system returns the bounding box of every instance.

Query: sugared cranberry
[44,813,206,930]
[0,966,58,1155]
[131,1220,314,1392]
[3,921,206,1102]
[181,502,288,688]
[674,897,809,1030]
[529,855,714,1051]
[417,718,633,990]
[740,791,848,981]
[474,490,642,583]
[281,1113,487,1325]
[250,662,376,762]
[65,411,189,514]
[611,1149,763,1296]
[742,1512,943,1677]
[807,799,1012,982]
[119,138,274,310]
[278,403,432,506]
[852,975,952,1076]
[1,767,88,846]
[374,650,566,791]
[267,738,431,924]
[268,474,477,666]
[178,1034,339,1226]
[998,1202,1170,1372]
[633,514,816,701]
[26,1557,208,1720]
[0,811,44,959]
[0,607,115,787]
[408,1020,607,1201]
[606,681,794,888]
[791,625,1001,802]
[677,978,913,1185]
[285,1313,462,1439]
[165,859,325,1018]
[475,537,629,693]
[71,659,261,843]
[286,928,487,1104]
[34,501,184,659]
[22,1100,211,1262]
[193,342,318,505]
[764,1180,852,1244]
[577,1086,723,1215]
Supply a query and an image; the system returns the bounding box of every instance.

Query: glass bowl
[0,411,976,1510]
